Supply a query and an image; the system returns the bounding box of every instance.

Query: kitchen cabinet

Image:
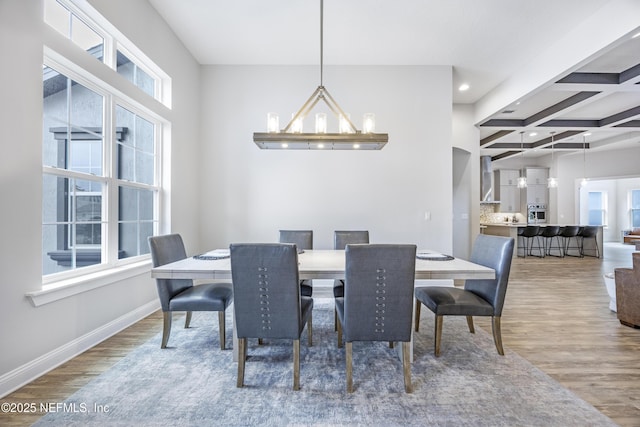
[494,169,521,212]
[525,168,548,205]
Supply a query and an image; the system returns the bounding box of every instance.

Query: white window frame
[32,0,170,305]
[630,189,640,228]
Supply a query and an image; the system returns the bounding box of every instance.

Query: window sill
[26,260,152,307]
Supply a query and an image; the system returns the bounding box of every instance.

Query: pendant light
[580,134,588,187]
[547,132,558,188]
[517,131,527,188]
[253,0,388,150]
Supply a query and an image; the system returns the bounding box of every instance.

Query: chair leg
[337,317,343,348]
[218,311,226,350]
[334,307,338,332]
[346,342,353,393]
[466,315,475,333]
[414,298,421,332]
[492,316,505,356]
[402,341,412,393]
[389,341,394,348]
[184,311,192,328]
[307,312,313,346]
[293,339,300,391]
[236,338,246,387]
[161,311,172,349]
[434,315,443,357]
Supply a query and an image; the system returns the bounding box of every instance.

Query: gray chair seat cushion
[414,287,493,317]
[169,282,233,312]
[333,279,344,297]
[301,281,313,297]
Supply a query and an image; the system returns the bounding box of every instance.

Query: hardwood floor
[1,243,639,426]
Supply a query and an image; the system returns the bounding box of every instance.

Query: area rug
[34,299,616,426]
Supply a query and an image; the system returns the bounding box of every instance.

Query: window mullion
[105,95,118,266]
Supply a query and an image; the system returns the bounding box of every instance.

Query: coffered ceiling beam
[524,92,600,125]
[491,151,520,161]
[486,141,589,150]
[480,91,600,128]
[480,130,513,146]
[601,105,640,127]
[620,63,640,84]
[556,62,640,85]
[541,106,640,129]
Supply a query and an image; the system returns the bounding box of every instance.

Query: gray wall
[198,65,454,251]
[0,0,202,393]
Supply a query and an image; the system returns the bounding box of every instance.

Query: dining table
[151,249,495,362]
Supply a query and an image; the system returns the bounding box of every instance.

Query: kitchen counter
[480,223,604,258]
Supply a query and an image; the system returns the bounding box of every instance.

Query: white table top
[151,249,495,281]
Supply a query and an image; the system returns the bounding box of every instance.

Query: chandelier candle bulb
[363,113,375,133]
[267,113,279,133]
[315,113,327,133]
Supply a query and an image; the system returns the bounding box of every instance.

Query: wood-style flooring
[1,243,639,426]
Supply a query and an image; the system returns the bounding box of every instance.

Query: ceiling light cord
[320,0,324,87]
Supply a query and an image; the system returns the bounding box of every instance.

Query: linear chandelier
[253,0,388,150]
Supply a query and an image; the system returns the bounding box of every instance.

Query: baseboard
[0,300,160,398]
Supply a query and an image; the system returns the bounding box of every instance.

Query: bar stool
[518,225,543,258]
[579,226,600,258]
[560,226,581,257]
[541,225,563,257]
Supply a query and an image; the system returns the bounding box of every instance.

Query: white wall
[557,146,640,231]
[0,0,202,395]
[452,105,481,259]
[199,65,454,251]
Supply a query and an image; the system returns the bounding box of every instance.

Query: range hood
[480,156,496,202]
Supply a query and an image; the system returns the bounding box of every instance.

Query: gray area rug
[34,299,616,426]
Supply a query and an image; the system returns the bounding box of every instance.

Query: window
[44,0,166,103]
[631,190,640,228]
[44,0,104,62]
[116,106,157,259]
[587,191,607,226]
[117,49,157,98]
[42,1,165,280]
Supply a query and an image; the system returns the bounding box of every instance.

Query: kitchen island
[481,223,604,258]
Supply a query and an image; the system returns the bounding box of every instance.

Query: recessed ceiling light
[458,83,470,91]
[584,132,592,136]
[529,132,537,137]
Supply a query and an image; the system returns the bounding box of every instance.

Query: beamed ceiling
[479,33,640,162]
[146,0,640,161]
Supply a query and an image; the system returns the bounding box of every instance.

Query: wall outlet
[424,211,431,221]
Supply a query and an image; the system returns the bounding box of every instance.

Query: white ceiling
[147,0,640,160]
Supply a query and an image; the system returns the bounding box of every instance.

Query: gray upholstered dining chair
[335,244,416,393]
[230,243,313,391]
[414,234,514,357]
[332,230,370,298]
[279,230,313,297]
[148,234,233,349]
